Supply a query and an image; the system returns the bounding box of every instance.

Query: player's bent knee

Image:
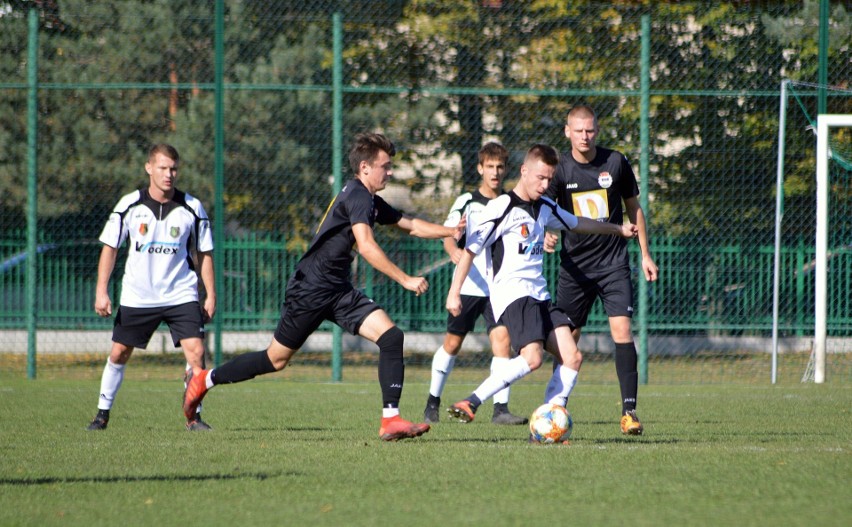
[377,326,404,357]
[270,357,289,371]
[110,346,133,364]
[268,348,294,371]
[525,354,543,371]
[443,342,463,355]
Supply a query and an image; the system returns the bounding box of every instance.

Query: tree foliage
[0,0,847,249]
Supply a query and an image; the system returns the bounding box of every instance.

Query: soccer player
[86,143,216,431]
[183,132,464,441]
[423,142,527,426]
[544,104,658,435]
[445,145,637,435]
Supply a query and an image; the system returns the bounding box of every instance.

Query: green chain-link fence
[1,0,850,384]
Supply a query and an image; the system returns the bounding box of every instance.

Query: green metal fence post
[213,0,225,366]
[796,240,805,337]
[26,7,39,380]
[637,14,650,384]
[817,0,828,115]
[331,12,344,382]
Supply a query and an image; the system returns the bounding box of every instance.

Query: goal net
[773,80,852,384]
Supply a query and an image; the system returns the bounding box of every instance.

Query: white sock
[185,363,204,414]
[544,365,579,407]
[97,359,125,411]
[491,357,511,405]
[428,346,456,398]
[382,407,400,419]
[472,356,531,403]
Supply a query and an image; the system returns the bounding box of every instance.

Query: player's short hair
[566,104,598,125]
[349,132,396,174]
[478,142,508,165]
[148,143,180,163]
[524,144,559,167]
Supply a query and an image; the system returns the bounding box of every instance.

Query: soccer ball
[529,403,573,444]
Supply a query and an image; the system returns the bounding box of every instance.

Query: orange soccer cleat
[447,400,476,423]
[379,416,430,441]
[183,369,210,420]
[620,410,644,435]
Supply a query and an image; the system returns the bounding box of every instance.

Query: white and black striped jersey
[99,188,213,308]
[444,189,500,297]
[465,192,579,321]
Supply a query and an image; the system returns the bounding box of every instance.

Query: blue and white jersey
[466,192,579,321]
[99,188,213,308]
[444,189,499,297]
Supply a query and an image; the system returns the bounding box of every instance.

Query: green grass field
[1,370,850,527]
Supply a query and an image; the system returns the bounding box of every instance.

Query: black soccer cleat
[186,415,213,431]
[423,397,441,424]
[491,407,529,426]
[86,411,109,431]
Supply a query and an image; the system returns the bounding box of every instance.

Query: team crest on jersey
[520,224,529,238]
[170,226,180,238]
[598,172,613,189]
[139,223,148,235]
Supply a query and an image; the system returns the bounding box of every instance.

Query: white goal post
[813,114,852,383]
[773,79,852,384]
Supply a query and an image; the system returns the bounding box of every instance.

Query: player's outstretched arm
[573,217,637,238]
[353,222,428,295]
[397,215,465,241]
[94,245,118,317]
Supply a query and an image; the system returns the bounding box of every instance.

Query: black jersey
[545,147,639,276]
[295,178,403,291]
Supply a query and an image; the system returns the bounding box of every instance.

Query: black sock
[211,350,276,385]
[97,409,110,421]
[427,394,441,406]
[493,402,508,414]
[377,326,405,409]
[615,342,638,414]
[467,394,482,411]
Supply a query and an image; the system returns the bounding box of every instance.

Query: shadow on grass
[584,437,680,445]
[0,470,299,487]
[227,426,327,432]
[429,437,532,444]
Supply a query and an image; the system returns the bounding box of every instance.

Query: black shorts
[497,297,572,351]
[555,265,634,327]
[112,302,205,349]
[446,295,499,336]
[273,274,382,350]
